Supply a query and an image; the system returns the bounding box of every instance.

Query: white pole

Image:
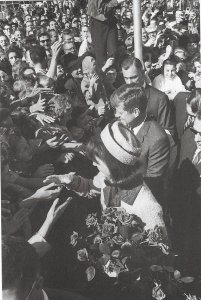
[133,0,143,62]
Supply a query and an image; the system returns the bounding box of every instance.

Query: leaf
[98,254,110,266]
[86,266,96,281]
[174,270,181,280]
[99,243,111,255]
[163,266,174,273]
[150,265,163,272]
[119,225,130,239]
[180,277,195,283]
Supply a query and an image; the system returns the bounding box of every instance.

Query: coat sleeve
[157,93,175,137]
[146,133,170,178]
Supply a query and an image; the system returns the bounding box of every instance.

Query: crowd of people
[1,0,201,299]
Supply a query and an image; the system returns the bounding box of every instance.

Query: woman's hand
[44,172,76,186]
[90,73,99,87]
[56,152,75,164]
[45,197,72,225]
[32,112,55,125]
[33,164,55,178]
[102,57,114,72]
[30,95,46,113]
[31,183,62,201]
[46,135,70,149]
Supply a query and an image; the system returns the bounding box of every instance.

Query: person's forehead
[40,35,49,40]
[194,117,201,130]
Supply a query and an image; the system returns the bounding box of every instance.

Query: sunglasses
[190,127,201,136]
[40,39,49,44]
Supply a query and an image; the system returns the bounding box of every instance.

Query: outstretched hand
[44,172,76,186]
[46,197,72,224]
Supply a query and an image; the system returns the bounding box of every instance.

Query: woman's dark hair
[87,135,143,189]
[6,45,22,59]
[187,88,201,114]
[162,59,177,72]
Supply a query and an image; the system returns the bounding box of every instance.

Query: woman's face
[8,52,18,66]
[0,70,8,83]
[15,137,33,162]
[93,156,112,180]
[163,64,176,79]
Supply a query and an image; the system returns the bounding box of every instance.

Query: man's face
[187,42,198,56]
[50,31,58,44]
[63,42,76,54]
[0,36,8,49]
[4,25,11,37]
[26,21,33,32]
[193,117,201,150]
[49,20,57,30]
[25,15,31,22]
[63,33,74,43]
[39,35,51,50]
[142,28,148,43]
[122,64,145,86]
[81,26,89,40]
[114,102,138,125]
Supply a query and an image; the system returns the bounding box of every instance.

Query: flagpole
[133,0,143,62]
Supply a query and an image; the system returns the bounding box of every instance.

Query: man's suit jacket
[136,119,170,178]
[45,288,89,300]
[178,129,201,196]
[145,85,175,137]
[173,91,190,141]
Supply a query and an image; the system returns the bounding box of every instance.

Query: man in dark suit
[173,89,201,141]
[121,55,175,136]
[2,235,89,300]
[170,110,201,273]
[111,83,170,204]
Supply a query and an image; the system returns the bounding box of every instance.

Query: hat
[60,53,81,73]
[100,121,141,165]
[146,24,158,33]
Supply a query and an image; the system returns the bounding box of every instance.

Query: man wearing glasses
[39,32,51,58]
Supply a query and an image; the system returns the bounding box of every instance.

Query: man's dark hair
[29,45,47,64]
[110,83,148,113]
[2,235,40,290]
[38,31,50,40]
[121,54,143,71]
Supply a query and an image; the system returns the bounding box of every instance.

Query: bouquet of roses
[70,208,169,282]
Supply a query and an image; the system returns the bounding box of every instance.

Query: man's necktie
[183,115,194,132]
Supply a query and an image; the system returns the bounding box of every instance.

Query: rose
[148,226,164,244]
[112,234,125,245]
[77,248,88,261]
[152,283,166,300]
[117,212,133,226]
[102,223,118,237]
[94,235,102,244]
[70,231,79,247]
[86,213,98,228]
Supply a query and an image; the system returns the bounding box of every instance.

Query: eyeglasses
[40,39,50,44]
[190,127,201,136]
